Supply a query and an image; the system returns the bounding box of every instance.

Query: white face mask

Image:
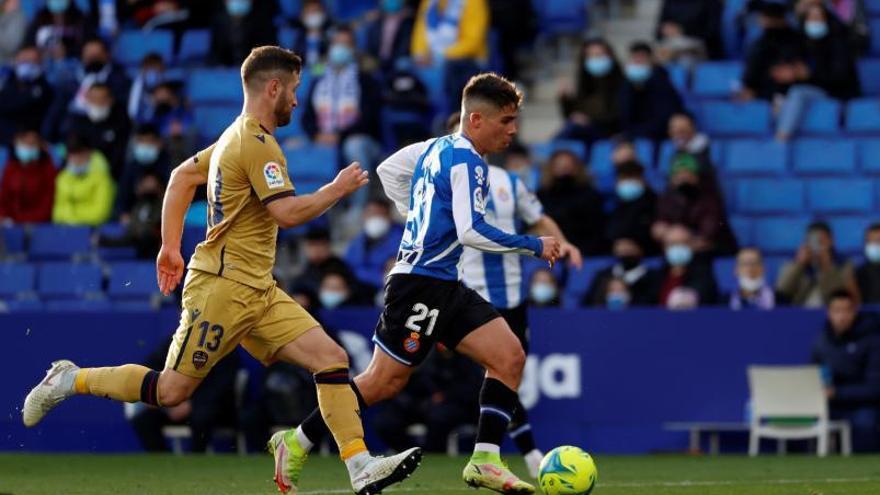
[303,12,325,29]
[86,104,111,123]
[364,217,390,240]
[738,275,765,292]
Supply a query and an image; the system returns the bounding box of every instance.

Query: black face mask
[618,255,641,271]
[84,61,107,74]
[553,176,578,189]
[154,102,173,116]
[676,182,700,199]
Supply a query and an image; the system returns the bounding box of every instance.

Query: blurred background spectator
[52,133,114,226]
[0,127,56,224]
[619,41,683,141]
[740,0,806,102]
[584,237,659,307]
[344,197,403,291]
[63,81,131,178]
[128,53,168,124]
[606,160,658,254]
[657,224,719,309]
[210,0,278,66]
[115,123,171,219]
[365,0,415,72]
[289,0,334,69]
[557,37,623,145]
[0,0,26,64]
[729,247,777,310]
[26,0,96,63]
[99,171,163,259]
[656,0,723,59]
[297,227,352,293]
[0,45,53,145]
[857,224,880,304]
[527,268,561,307]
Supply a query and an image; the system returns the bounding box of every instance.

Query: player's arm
[510,174,583,268]
[157,155,209,295]
[265,162,368,228]
[450,161,559,263]
[376,142,425,217]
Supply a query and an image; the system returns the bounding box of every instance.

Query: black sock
[475,378,518,448]
[508,398,537,454]
[299,380,368,446]
[139,370,161,407]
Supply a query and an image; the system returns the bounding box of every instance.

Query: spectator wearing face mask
[52,133,114,226]
[298,227,354,293]
[128,53,168,124]
[25,0,96,62]
[656,0,723,59]
[365,0,415,72]
[653,153,738,256]
[584,238,660,307]
[290,0,334,68]
[603,278,633,311]
[144,82,195,166]
[63,82,132,179]
[73,38,131,109]
[537,150,606,255]
[740,1,808,102]
[729,247,777,310]
[210,0,278,66]
[657,224,719,309]
[0,45,54,146]
[606,161,658,255]
[501,142,537,192]
[116,124,171,220]
[0,127,56,224]
[0,0,26,64]
[303,26,382,179]
[856,224,880,304]
[557,38,623,145]
[667,112,711,167]
[619,41,684,142]
[318,269,373,309]
[777,221,860,307]
[99,172,164,259]
[527,268,561,307]
[796,0,869,52]
[344,198,404,290]
[655,21,708,70]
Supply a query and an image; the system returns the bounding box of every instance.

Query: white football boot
[22,360,80,427]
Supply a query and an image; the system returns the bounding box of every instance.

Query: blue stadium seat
[185,201,208,227]
[729,216,752,246]
[278,0,302,17]
[807,179,873,213]
[858,59,880,96]
[95,223,137,260]
[107,262,159,300]
[791,138,856,175]
[0,263,35,299]
[859,139,880,173]
[293,179,325,195]
[326,0,376,22]
[46,298,112,312]
[562,257,614,309]
[829,216,874,254]
[801,99,841,135]
[869,0,880,15]
[723,139,787,175]
[736,179,804,214]
[177,29,211,64]
[0,147,7,177]
[37,263,103,300]
[846,98,880,133]
[182,226,205,261]
[1,224,25,256]
[113,30,174,66]
[278,27,301,49]
[871,19,880,56]
[753,217,811,254]
[700,101,771,136]
[193,104,241,141]
[413,62,445,113]
[286,145,338,182]
[692,62,742,98]
[530,140,588,163]
[534,0,588,36]
[29,225,92,260]
[188,68,244,104]
[113,300,158,312]
[713,257,738,296]
[666,64,688,94]
[1,299,44,312]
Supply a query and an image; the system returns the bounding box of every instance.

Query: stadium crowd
[1,0,880,452]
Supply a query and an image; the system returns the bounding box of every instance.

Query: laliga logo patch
[263,162,285,189]
[473,187,487,214]
[192,350,209,370]
[403,332,420,353]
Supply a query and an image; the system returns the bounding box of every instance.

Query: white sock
[525,449,543,463]
[295,426,314,451]
[474,443,500,456]
[345,451,371,479]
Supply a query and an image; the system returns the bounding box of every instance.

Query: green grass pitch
[1,453,880,494]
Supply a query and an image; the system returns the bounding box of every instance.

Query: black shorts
[497,303,530,353]
[373,273,501,367]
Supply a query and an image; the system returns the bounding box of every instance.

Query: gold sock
[314,365,367,460]
[73,365,153,403]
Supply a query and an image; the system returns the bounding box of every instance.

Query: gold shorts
[165,269,319,378]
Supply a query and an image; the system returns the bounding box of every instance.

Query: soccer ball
[537,446,598,495]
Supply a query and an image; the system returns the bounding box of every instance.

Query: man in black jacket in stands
[619,41,683,141]
[811,289,880,452]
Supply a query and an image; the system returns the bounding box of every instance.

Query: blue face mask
[530,282,557,304]
[68,161,89,176]
[616,179,645,201]
[666,244,693,267]
[226,0,252,16]
[328,44,354,67]
[382,0,404,13]
[133,143,160,164]
[143,69,162,88]
[47,0,70,14]
[866,243,880,263]
[15,144,40,163]
[585,56,612,77]
[319,290,346,309]
[805,21,828,39]
[15,63,42,82]
[606,292,630,310]
[625,63,652,83]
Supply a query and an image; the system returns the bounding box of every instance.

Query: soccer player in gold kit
[23,46,420,495]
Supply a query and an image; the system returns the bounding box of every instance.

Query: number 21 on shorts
[405,303,439,336]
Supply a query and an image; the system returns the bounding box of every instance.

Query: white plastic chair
[747,365,833,456]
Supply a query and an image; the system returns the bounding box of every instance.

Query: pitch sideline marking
[293,476,880,494]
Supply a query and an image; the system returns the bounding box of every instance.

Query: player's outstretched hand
[332,162,370,197]
[538,236,561,267]
[561,241,584,269]
[157,244,185,296]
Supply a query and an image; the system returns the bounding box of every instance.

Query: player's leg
[499,305,544,478]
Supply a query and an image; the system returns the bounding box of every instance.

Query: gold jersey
[188,114,295,290]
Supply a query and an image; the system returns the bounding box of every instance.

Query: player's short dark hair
[629,41,653,56]
[462,73,523,112]
[828,288,855,305]
[445,112,461,133]
[241,46,303,91]
[807,220,832,236]
[616,160,645,178]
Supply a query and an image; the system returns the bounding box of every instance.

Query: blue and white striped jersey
[459,166,544,308]
[386,134,542,281]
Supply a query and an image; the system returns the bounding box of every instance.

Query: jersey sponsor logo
[192,350,209,370]
[473,187,487,215]
[263,162,285,189]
